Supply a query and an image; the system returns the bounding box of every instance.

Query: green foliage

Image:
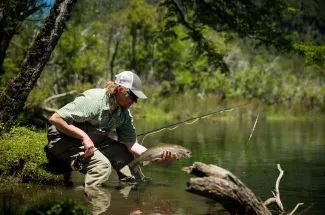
[0,127,64,184]
[1,58,20,87]
[1,0,325,129]
[25,200,89,215]
[292,43,325,67]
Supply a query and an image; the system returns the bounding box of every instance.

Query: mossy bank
[0,127,64,184]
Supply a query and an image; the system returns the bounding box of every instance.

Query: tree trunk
[0,0,78,132]
[0,0,48,74]
[183,162,271,215]
[110,39,120,80]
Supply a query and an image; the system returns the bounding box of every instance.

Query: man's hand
[49,113,95,157]
[82,136,95,157]
[154,150,177,164]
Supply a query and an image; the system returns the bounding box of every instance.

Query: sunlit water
[1,117,325,214]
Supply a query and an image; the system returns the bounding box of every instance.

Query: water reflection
[84,186,111,215]
[82,183,177,215]
[1,118,325,214]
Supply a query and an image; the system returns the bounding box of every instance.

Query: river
[1,117,325,214]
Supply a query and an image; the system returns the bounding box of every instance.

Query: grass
[134,95,324,121]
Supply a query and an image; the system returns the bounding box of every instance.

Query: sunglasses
[127,90,138,102]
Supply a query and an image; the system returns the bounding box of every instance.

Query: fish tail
[127,159,138,168]
[119,159,139,177]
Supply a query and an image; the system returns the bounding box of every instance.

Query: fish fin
[142,161,150,166]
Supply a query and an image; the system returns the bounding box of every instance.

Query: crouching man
[46,71,175,186]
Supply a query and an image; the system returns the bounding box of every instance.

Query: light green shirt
[56,88,136,143]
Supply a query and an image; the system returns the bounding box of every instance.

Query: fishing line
[137,104,249,180]
[137,103,249,146]
[184,118,200,124]
[139,116,205,145]
[234,113,260,169]
[139,126,179,145]
[70,103,249,173]
[136,103,249,138]
[247,113,259,143]
[138,126,178,180]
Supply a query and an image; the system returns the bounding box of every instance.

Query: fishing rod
[70,103,249,170]
[136,103,249,137]
[72,102,249,156]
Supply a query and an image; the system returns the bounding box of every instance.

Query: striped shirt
[56,88,136,143]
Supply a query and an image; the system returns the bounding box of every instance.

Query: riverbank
[0,127,64,184]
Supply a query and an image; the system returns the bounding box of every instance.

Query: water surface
[1,117,325,214]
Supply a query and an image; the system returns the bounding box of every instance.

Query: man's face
[116,86,137,109]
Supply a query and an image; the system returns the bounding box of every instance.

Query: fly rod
[70,103,249,170]
[136,103,249,137]
[71,102,249,157]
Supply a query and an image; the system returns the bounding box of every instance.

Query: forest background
[1,0,325,129]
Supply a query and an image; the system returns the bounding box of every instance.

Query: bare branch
[40,105,57,113]
[43,90,77,104]
[289,203,304,215]
[40,90,78,115]
[275,163,284,211]
[263,163,284,211]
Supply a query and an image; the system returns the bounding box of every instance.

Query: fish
[128,143,192,168]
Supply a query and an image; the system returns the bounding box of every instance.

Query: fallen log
[183,162,271,215]
[183,162,304,215]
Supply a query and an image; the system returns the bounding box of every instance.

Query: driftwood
[183,162,304,215]
[263,164,304,215]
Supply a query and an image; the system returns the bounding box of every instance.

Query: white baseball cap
[115,71,147,99]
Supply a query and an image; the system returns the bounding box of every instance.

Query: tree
[160,0,325,68]
[0,0,49,75]
[120,0,158,75]
[0,0,78,132]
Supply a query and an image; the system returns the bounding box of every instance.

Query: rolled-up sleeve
[116,111,136,143]
[56,93,99,124]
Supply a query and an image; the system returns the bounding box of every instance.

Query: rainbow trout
[128,143,192,168]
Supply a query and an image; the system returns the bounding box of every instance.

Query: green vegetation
[0,0,324,130]
[25,200,89,215]
[0,127,64,184]
[0,96,322,184]
[0,0,324,181]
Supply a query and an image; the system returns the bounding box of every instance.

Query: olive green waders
[46,122,139,186]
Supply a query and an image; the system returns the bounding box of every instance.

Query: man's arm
[125,142,147,156]
[49,113,95,157]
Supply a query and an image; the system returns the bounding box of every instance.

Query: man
[47,71,175,187]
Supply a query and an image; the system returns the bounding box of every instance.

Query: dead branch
[40,90,78,119]
[183,162,304,215]
[296,202,314,215]
[43,90,77,104]
[41,90,78,112]
[263,163,284,211]
[289,203,304,215]
[183,162,271,215]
